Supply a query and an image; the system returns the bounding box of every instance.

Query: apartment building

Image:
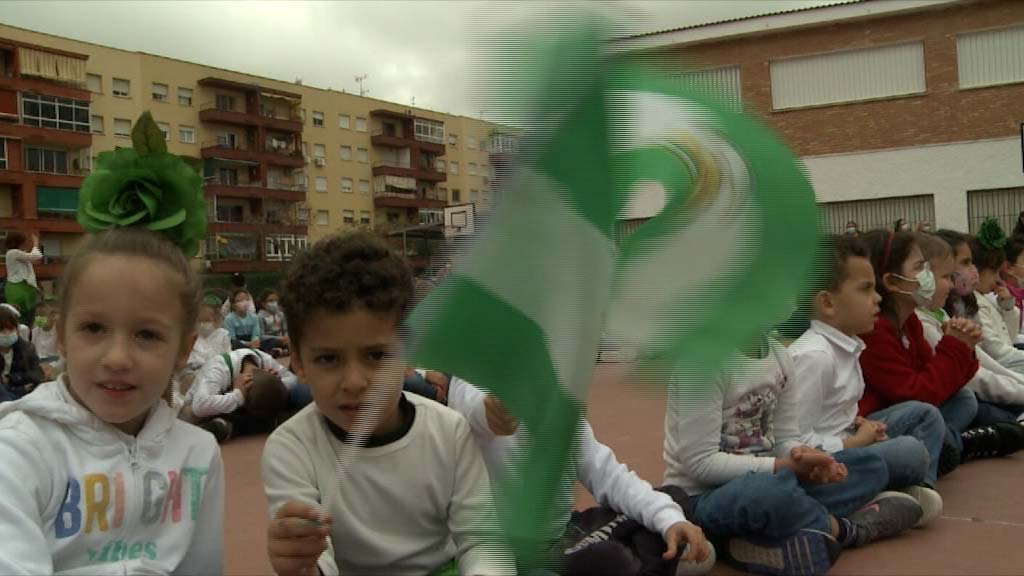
[619,0,1024,235]
[0,22,505,280]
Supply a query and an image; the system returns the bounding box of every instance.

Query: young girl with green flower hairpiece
[0,112,224,574]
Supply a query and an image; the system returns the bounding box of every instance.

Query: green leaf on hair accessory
[78,112,207,258]
[978,217,1007,251]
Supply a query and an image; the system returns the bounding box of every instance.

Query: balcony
[372,161,447,183]
[204,176,305,202]
[0,123,92,150]
[200,141,305,168]
[203,232,306,273]
[199,102,303,133]
[373,189,447,210]
[371,129,411,149]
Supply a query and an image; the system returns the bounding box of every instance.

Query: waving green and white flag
[408,13,817,565]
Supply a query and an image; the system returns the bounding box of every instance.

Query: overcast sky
[1,1,841,119]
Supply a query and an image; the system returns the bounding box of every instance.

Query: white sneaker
[899,485,943,527]
[675,540,716,576]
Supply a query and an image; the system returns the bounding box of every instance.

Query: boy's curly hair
[281,231,413,354]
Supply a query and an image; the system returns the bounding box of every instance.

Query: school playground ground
[222,364,1023,575]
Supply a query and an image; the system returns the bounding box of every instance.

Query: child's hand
[484,395,518,436]
[995,280,1014,305]
[945,317,982,347]
[781,446,846,484]
[249,338,261,348]
[846,416,887,448]
[267,501,333,576]
[424,371,450,404]
[663,521,711,563]
[233,372,254,398]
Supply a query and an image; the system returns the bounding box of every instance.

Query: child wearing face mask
[257,289,289,357]
[999,235,1024,343]
[30,300,61,380]
[187,303,232,373]
[857,230,1023,475]
[0,305,43,402]
[223,288,262,350]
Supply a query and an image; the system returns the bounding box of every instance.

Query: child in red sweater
[857,230,1021,474]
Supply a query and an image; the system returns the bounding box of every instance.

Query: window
[312,111,324,127]
[435,159,446,172]
[358,180,370,194]
[338,114,350,129]
[313,144,326,159]
[156,122,170,141]
[217,167,239,186]
[467,136,477,149]
[300,108,306,122]
[315,210,329,226]
[356,148,368,163]
[958,26,1024,89]
[449,161,458,175]
[667,66,743,111]
[355,117,367,132]
[343,210,355,225]
[770,43,925,110]
[87,73,102,93]
[25,147,69,175]
[471,189,479,202]
[216,94,235,111]
[452,189,461,202]
[112,78,130,97]
[469,162,477,175]
[296,207,310,223]
[0,139,7,170]
[340,145,352,161]
[114,118,131,138]
[341,177,353,193]
[483,190,491,203]
[448,134,458,147]
[414,118,444,143]
[90,115,103,134]
[315,176,328,192]
[177,87,193,106]
[360,210,371,225]
[151,83,168,101]
[215,202,244,223]
[178,125,196,144]
[217,133,237,148]
[21,94,90,132]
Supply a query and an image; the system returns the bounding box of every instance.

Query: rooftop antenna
[355,74,369,97]
[411,96,416,106]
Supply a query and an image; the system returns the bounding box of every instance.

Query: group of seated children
[220,273,290,357]
[0,299,59,402]
[5,223,1024,576]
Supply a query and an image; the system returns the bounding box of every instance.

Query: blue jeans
[288,382,313,409]
[974,400,1024,426]
[689,449,887,542]
[939,388,978,454]
[867,400,945,486]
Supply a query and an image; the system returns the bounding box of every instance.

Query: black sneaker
[961,422,1024,461]
[847,491,922,547]
[938,439,961,476]
[200,417,233,443]
[724,529,840,575]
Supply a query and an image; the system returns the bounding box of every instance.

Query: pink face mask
[953,266,979,297]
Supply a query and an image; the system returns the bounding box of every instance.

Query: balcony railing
[374,189,445,202]
[260,108,302,123]
[373,160,412,169]
[205,176,262,188]
[205,233,259,261]
[200,101,240,113]
[201,140,246,151]
[263,142,301,156]
[266,180,306,192]
[372,129,407,138]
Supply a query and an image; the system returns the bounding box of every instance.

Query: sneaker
[724,529,840,576]
[270,348,284,359]
[675,540,716,576]
[937,440,961,476]
[898,485,943,528]
[961,422,1024,461]
[200,417,233,443]
[847,491,922,547]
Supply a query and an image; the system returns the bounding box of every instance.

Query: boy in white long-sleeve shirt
[790,234,944,526]
[189,348,300,441]
[664,331,922,576]
[446,376,712,576]
[263,232,514,576]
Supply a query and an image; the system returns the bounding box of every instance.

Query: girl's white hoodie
[0,378,224,575]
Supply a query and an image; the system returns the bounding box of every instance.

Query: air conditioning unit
[314,157,326,167]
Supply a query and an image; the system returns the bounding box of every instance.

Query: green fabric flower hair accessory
[978,217,1008,251]
[78,111,207,258]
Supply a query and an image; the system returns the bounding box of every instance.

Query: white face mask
[0,330,18,348]
[265,302,279,313]
[892,263,936,308]
[198,322,215,337]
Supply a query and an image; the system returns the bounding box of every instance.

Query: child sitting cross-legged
[664,327,923,576]
[0,304,43,402]
[789,234,944,526]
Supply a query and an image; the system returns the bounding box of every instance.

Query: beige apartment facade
[0,22,506,280]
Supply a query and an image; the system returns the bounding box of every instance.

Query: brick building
[618,0,1024,234]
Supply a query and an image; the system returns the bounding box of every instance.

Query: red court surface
[222,364,1024,575]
